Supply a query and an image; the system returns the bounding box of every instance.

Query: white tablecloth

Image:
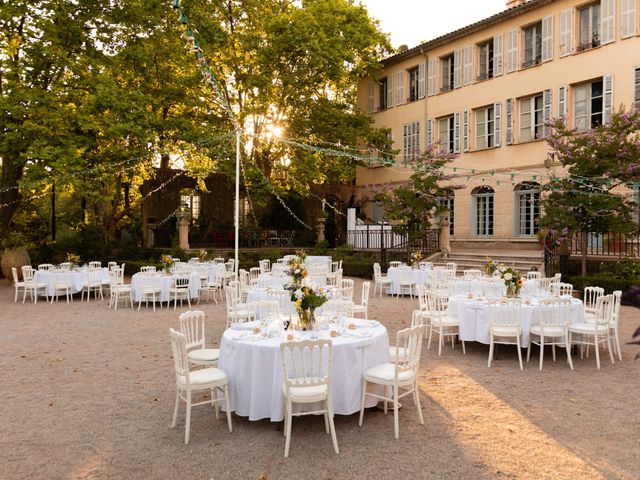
[306,256,332,271]
[386,266,431,295]
[130,272,200,302]
[35,268,110,296]
[448,278,506,297]
[256,273,289,290]
[218,319,389,421]
[448,294,584,345]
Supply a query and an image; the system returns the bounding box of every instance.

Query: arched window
[438,190,455,236]
[180,189,200,221]
[514,182,540,236]
[472,186,494,236]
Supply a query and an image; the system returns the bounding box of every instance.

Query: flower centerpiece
[160,254,174,274]
[66,253,81,268]
[290,286,329,330]
[500,266,523,297]
[410,250,425,268]
[482,256,497,277]
[198,249,208,262]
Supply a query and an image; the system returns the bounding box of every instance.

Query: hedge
[569,275,640,294]
[342,259,375,278]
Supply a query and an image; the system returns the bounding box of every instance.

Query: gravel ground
[1,278,639,480]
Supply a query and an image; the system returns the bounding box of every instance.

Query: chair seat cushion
[431,316,459,327]
[530,325,565,337]
[569,322,609,334]
[364,363,415,383]
[388,346,409,363]
[188,348,220,363]
[583,312,596,323]
[177,367,227,386]
[283,382,328,401]
[491,326,520,336]
[352,305,367,312]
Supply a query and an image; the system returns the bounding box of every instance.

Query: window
[473,186,494,236]
[634,67,640,108]
[439,192,455,236]
[519,94,544,142]
[478,40,494,81]
[438,116,455,153]
[514,183,540,236]
[180,190,200,221]
[578,3,601,51]
[475,106,495,150]
[440,54,454,92]
[408,67,419,102]
[523,21,542,67]
[403,121,421,162]
[378,77,388,111]
[574,79,603,131]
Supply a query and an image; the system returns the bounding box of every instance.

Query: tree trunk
[0,154,23,242]
[581,230,587,277]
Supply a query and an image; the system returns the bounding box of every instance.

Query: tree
[374,144,462,239]
[541,108,640,276]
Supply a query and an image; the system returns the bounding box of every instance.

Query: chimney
[506,0,527,8]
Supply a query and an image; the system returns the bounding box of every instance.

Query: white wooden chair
[137,274,162,311]
[224,286,256,328]
[213,257,225,264]
[583,286,604,316]
[396,268,415,298]
[352,281,370,319]
[389,261,402,268]
[259,259,271,273]
[81,268,104,302]
[169,329,231,444]
[38,263,54,271]
[198,273,222,305]
[246,300,281,322]
[140,266,156,273]
[11,267,26,303]
[359,325,425,439]
[488,299,523,370]
[569,294,615,369]
[526,271,542,280]
[389,306,424,363]
[528,298,573,370]
[321,298,354,318]
[107,261,118,270]
[88,261,101,268]
[280,339,338,457]
[553,282,573,297]
[59,262,72,270]
[446,262,457,274]
[22,265,48,303]
[169,276,191,311]
[249,267,261,286]
[609,290,623,361]
[179,310,220,367]
[426,291,465,356]
[50,272,72,303]
[108,268,133,310]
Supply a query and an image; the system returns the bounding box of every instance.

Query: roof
[381,0,554,66]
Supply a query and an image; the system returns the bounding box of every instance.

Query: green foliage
[333,244,355,260]
[311,241,329,255]
[569,275,638,294]
[599,257,640,278]
[342,258,375,278]
[375,145,461,238]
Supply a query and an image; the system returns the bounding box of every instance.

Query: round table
[130,272,201,303]
[448,278,506,297]
[35,268,110,296]
[256,273,289,290]
[386,266,431,295]
[218,319,390,421]
[447,293,584,345]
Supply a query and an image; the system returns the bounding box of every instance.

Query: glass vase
[506,283,518,298]
[297,308,316,331]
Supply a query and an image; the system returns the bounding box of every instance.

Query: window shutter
[493,34,504,76]
[454,49,463,88]
[367,81,375,113]
[494,102,502,147]
[634,67,640,107]
[396,71,405,105]
[463,110,470,152]
[603,74,614,123]
[427,118,433,146]
[463,46,473,85]
[559,9,573,57]
[542,15,554,62]
[427,59,437,96]
[558,85,567,119]
[601,0,616,45]
[506,98,514,145]
[507,28,519,73]
[417,62,426,99]
[453,112,461,153]
[543,89,552,137]
[621,0,637,38]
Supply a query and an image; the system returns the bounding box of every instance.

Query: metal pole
[235,129,240,282]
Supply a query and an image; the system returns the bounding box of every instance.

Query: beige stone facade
[356,0,640,251]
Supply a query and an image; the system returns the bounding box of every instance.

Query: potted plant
[1,232,31,284]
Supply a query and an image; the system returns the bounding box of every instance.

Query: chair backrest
[415,284,428,311]
[393,325,425,377]
[306,273,327,288]
[226,259,235,272]
[249,267,261,282]
[341,278,354,289]
[89,261,101,268]
[373,263,381,279]
[140,266,156,273]
[337,286,354,301]
[239,269,250,287]
[173,276,190,289]
[426,290,449,315]
[583,286,604,312]
[389,261,402,268]
[11,267,20,284]
[446,262,457,272]
[419,261,433,269]
[259,259,271,273]
[87,268,103,283]
[280,339,333,397]
[594,294,614,326]
[360,281,370,305]
[322,298,354,318]
[331,261,339,272]
[22,265,35,282]
[224,285,239,309]
[178,310,206,350]
[527,271,542,280]
[169,328,190,382]
[538,298,571,331]
[214,257,226,264]
[109,268,123,286]
[611,290,622,324]
[38,264,53,271]
[247,300,281,321]
[554,282,573,297]
[537,277,553,292]
[487,298,522,330]
[107,261,118,270]
[59,262,72,270]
